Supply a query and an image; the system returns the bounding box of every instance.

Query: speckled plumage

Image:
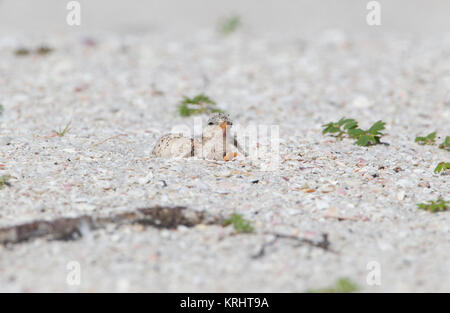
[151,113,241,160]
[151,133,194,158]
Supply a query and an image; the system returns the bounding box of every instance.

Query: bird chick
[151,133,194,158]
[151,113,244,161]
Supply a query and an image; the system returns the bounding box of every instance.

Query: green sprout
[434,162,450,174]
[218,15,241,35]
[14,46,53,57]
[417,198,449,213]
[178,94,223,117]
[0,175,12,189]
[223,214,254,233]
[0,104,3,115]
[350,120,386,146]
[307,278,359,293]
[35,45,53,55]
[439,136,450,150]
[322,118,358,139]
[322,118,386,146]
[14,47,30,56]
[54,121,71,137]
[415,131,437,145]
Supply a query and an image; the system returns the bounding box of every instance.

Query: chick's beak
[220,122,228,130]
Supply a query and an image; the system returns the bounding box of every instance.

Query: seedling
[218,15,241,35]
[0,104,3,115]
[350,120,386,146]
[14,46,53,57]
[223,214,254,233]
[54,121,71,137]
[35,45,53,55]
[322,118,358,139]
[434,162,450,174]
[417,198,449,212]
[14,47,31,56]
[307,278,359,293]
[415,131,436,145]
[439,136,450,150]
[322,118,386,146]
[178,94,223,117]
[0,175,12,189]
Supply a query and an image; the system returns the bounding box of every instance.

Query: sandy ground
[0,1,449,292]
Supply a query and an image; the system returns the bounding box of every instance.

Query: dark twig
[251,232,331,259]
[0,206,223,245]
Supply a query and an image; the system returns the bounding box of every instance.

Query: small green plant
[0,104,3,115]
[223,214,254,233]
[434,162,450,174]
[14,47,31,56]
[307,278,359,293]
[439,136,450,150]
[350,120,386,146]
[415,132,449,150]
[14,46,53,57]
[54,121,71,137]
[417,198,449,212]
[322,117,386,146]
[322,118,358,139]
[178,94,223,117]
[218,15,241,35]
[35,45,53,55]
[415,131,436,145]
[0,175,12,189]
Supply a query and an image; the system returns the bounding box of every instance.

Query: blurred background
[1,0,450,37]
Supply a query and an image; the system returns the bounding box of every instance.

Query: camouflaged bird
[151,113,245,161]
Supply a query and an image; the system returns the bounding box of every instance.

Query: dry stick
[251,232,332,259]
[0,208,333,257]
[0,206,223,245]
[90,134,128,148]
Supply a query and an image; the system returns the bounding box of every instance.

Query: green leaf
[417,198,449,212]
[53,121,71,137]
[356,135,371,146]
[322,126,341,134]
[181,94,216,106]
[35,45,53,55]
[178,104,192,117]
[427,132,437,140]
[347,128,364,138]
[415,131,437,145]
[439,136,450,150]
[343,120,358,130]
[223,214,254,233]
[178,94,223,117]
[322,117,386,147]
[336,118,348,126]
[218,15,242,35]
[368,120,385,134]
[0,175,13,189]
[372,135,382,144]
[14,47,31,56]
[434,162,450,174]
[414,136,426,143]
[307,278,359,293]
